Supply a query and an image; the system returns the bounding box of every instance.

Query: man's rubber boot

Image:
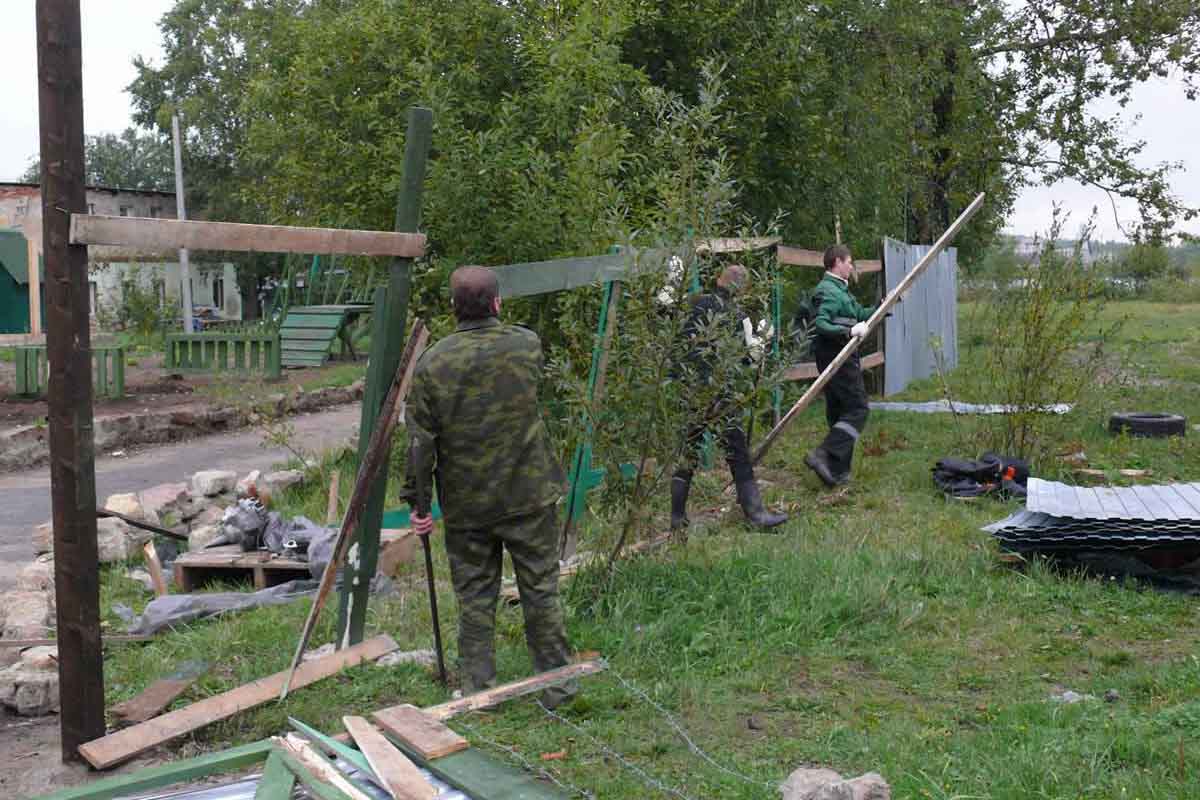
[670,471,693,532]
[736,479,787,529]
[805,449,838,488]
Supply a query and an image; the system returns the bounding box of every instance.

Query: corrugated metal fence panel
[882,238,958,396]
[1026,478,1200,521]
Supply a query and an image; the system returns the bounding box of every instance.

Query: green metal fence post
[337,107,432,647]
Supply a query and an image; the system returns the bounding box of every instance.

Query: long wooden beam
[752,194,985,465]
[69,215,427,258]
[777,245,882,273]
[783,351,884,381]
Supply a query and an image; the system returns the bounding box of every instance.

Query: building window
[89,281,98,314]
[212,275,225,310]
[119,206,130,217]
[149,206,161,218]
[87,203,96,215]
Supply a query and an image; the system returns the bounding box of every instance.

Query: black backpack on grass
[932,452,1030,499]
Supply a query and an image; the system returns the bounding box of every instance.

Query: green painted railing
[164,332,282,379]
[14,345,125,399]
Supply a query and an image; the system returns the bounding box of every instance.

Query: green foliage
[19,127,173,190]
[954,212,1123,463]
[1115,242,1173,288]
[97,264,173,340]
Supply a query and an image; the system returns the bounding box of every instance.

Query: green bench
[164,332,282,379]
[14,344,126,399]
[278,304,370,368]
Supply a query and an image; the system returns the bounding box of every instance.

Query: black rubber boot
[804,449,838,488]
[736,479,787,529]
[670,470,693,531]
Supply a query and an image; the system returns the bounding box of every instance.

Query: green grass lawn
[98,300,1200,799]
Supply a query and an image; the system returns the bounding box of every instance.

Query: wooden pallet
[174,545,312,591]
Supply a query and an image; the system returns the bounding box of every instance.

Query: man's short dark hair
[823,244,852,271]
[450,266,499,322]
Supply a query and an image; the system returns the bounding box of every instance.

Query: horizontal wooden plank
[783,351,883,381]
[777,245,880,273]
[282,340,335,352]
[695,236,780,254]
[372,704,469,760]
[279,329,341,341]
[78,635,399,769]
[419,660,606,721]
[70,215,426,258]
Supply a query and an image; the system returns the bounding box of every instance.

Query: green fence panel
[164,332,281,379]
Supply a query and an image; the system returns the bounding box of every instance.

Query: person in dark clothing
[804,245,875,487]
[671,264,788,533]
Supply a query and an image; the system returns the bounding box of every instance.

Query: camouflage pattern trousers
[443,503,572,694]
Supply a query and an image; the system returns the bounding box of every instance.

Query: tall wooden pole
[337,107,432,646]
[171,113,195,333]
[36,0,106,761]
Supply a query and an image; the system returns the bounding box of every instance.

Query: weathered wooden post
[36,0,106,761]
[337,107,433,646]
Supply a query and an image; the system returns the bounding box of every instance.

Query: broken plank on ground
[78,635,398,769]
[415,659,606,721]
[344,715,436,800]
[111,660,209,724]
[371,704,469,760]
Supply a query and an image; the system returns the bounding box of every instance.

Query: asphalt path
[0,403,362,590]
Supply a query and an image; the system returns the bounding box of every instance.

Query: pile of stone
[0,466,305,716]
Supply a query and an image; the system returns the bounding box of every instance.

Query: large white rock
[188,523,223,551]
[20,646,57,671]
[16,556,55,593]
[260,470,304,497]
[102,492,159,527]
[97,517,135,563]
[780,768,890,800]
[32,522,53,555]
[191,470,238,497]
[0,591,52,640]
[138,482,190,521]
[0,661,60,716]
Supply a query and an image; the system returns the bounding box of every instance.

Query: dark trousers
[443,504,571,692]
[814,347,870,476]
[677,405,754,484]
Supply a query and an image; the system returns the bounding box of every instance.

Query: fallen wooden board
[273,745,356,800]
[279,734,375,800]
[70,215,427,258]
[32,740,273,800]
[111,660,209,724]
[344,715,436,800]
[78,634,398,769]
[381,733,569,800]
[415,659,606,721]
[371,704,469,760]
[289,716,375,776]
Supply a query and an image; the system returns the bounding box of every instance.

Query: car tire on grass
[1108,412,1187,438]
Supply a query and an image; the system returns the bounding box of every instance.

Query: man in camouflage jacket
[805,244,876,487]
[406,266,573,707]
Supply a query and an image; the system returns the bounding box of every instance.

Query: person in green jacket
[406,266,574,708]
[804,245,875,487]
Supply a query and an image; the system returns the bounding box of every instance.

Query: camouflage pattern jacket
[403,317,565,530]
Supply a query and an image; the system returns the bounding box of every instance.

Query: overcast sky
[2,1,1197,242]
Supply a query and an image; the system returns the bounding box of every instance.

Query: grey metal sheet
[1170,483,1200,516]
[1026,479,1200,522]
[883,238,958,396]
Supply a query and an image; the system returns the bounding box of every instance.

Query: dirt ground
[0,351,362,429]
[0,712,258,797]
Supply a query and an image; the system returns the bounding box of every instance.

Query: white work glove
[850,321,869,339]
[742,317,765,361]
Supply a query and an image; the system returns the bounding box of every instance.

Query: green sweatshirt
[812,272,874,338]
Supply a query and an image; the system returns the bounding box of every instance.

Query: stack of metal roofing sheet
[984,478,1200,551]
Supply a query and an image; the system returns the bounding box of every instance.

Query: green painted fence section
[14,345,125,399]
[165,332,282,379]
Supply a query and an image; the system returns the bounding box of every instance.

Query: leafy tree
[20,127,173,190]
